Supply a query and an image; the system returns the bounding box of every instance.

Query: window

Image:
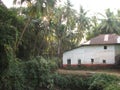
[91,59,94,64]
[104,46,107,49]
[67,59,71,65]
[103,60,106,64]
[78,59,81,65]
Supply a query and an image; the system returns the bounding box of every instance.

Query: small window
[104,46,107,49]
[67,59,71,65]
[91,59,94,64]
[103,60,106,64]
[78,59,81,65]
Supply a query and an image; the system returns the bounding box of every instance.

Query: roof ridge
[82,33,120,45]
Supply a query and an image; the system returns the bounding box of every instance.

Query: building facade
[63,34,120,67]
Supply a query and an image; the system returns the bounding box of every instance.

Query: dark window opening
[104,46,107,49]
[91,59,94,64]
[103,60,106,64]
[67,59,71,65]
[78,59,81,65]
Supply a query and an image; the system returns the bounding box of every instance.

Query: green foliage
[47,57,59,71]
[104,82,120,90]
[52,73,120,90]
[0,55,58,90]
[88,74,120,90]
[0,45,24,90]
[0,5,24,75]
[53,74,89,90]
[0,5,19,46]
[22,56,56,89]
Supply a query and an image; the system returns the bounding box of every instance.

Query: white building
[63,34,120,67]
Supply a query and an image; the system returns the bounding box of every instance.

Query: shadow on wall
[115,55,120,65]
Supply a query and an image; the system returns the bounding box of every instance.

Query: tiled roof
[83,34,120,45]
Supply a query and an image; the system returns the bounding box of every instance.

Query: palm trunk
[15,18,31,50]
[57,38,61,57]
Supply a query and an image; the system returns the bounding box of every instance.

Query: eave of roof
[64,43,120,53]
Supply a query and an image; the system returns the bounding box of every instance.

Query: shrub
[104,82,120,90]
[23,56,55,89]
[0,55,58,90]
[53,73,89,90]
[88,74,120,90]
[47,57,59,72]
[0,62,24,90]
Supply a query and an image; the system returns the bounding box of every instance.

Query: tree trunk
[57,39,61,57]
[15,18,31,50]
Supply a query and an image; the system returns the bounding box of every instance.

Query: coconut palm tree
[98,9,120,34]
[14,0,57,49]
[51,0,77,57]
[86,16,100,40]
[76,6,90,43]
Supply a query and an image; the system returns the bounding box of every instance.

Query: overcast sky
[64,0,120,17]
[2,0,120,16]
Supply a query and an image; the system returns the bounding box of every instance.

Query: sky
[2,0,14,7]
[64,0,120,17]
[2,0,120,16]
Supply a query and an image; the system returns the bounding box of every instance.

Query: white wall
[63,45,116,65]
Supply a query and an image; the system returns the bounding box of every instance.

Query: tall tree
[14,0,57,49]
[86,16,100,40]
[51,0,77,57]
[76,6,90,43]
[0,5,24,74]
[98,9,120,34]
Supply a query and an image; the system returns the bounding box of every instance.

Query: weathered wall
[115,45,120,56]
[63,45,116,66]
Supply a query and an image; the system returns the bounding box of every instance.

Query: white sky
[2,0,15,7]
[69,0,120,16]
[2,0,120,16]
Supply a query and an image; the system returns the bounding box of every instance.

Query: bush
[1,49,120,90]
[0,55,58,90]
[23,56,55,89]
[88,74,120,90]
[52,73,120,90]
[104,82,120,90]
[53,73,89,90]
[47,57,59,72]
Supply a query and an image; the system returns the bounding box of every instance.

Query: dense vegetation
[0,56,58,90]
[53,74,120,90]
[1,0,120,90]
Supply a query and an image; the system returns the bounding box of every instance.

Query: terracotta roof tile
[84,34,120,45]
